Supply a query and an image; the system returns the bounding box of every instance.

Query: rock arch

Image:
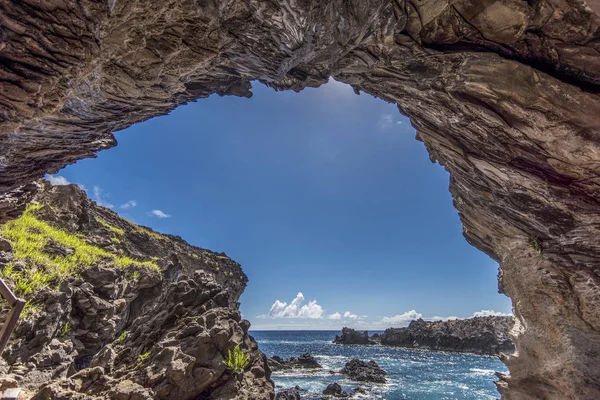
[1,1,600,398]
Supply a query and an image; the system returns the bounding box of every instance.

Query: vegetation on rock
[223,344,250,373]
[0,203,159,298]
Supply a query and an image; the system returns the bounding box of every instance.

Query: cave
[1,1,600,399]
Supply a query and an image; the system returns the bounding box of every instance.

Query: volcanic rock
[380,316,515,356]
[276,386,302,400]
[0,182,274,399]
[333,328,376,345]
[1,1,600,399]
[268,354,322,372]
[340,359,387,384]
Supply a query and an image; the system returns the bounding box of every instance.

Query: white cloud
[92,186,114,209]
[343,311,359,320]
[377,310,423,327]
[120,200,137,209]
[379,114,393,129]
[268,292,325,319]
[47,175,70,185]
[328,312,342,320]
[149,209,171,218]
[472,310,512,318]
[378,113,404,129]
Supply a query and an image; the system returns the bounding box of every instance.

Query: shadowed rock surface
[1,1,600,398]
[333,328,376,345]
[379,316,515,356]
[322,382,350,398]
[267,354,322,372]
[0,182,274,399]
[340,359,387,384]
[275,386,301,400]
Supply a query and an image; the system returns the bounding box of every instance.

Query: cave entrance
[42,79,511,398]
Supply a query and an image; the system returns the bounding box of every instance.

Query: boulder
[340,359,387,383]
[268,353,322,372]
[276,386,301,400]
[333,328,377,345]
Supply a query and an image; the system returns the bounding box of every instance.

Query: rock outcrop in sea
[380,317,515,356]
[0,181,274,399]
[334,317,514,356]
[267,354,322,372]
[1,1,600,398]
[340,359,387,384]
[333,328,376,345]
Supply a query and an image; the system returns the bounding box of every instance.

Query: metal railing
[0,278,24,355]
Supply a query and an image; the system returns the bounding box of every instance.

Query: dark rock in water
[380,316,515,356]
[340,359,387,383]
[0,182,274,399]
[333,327,377,345]
[353,387,367,394]
[276,386,302,400]
[323,382,342,396]
[322,382,350,397]
[268,353,322,372]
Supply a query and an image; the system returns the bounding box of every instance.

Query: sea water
[252,330,507,400]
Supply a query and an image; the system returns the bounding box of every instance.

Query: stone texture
[333,327,376,345]
[1,1,600,399]
[340,359,387,384]
[267,354,322,372]
[0,182,274,399]
[379,316,515,355]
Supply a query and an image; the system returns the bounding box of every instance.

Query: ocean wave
[469,368,497,376]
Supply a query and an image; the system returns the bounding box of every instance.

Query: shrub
[529,237,541,253]
[223,344,249,374]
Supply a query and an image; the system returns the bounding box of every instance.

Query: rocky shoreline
[334,316,515,356]
[269,354,387,399]
[0,182,274,399]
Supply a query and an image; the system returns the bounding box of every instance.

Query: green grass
[136,350,151,367]
[115,330,127,344]
[133,226,164,241]
[223,344,249,374]
[59,322,70,337]
[97,218,125,236]
[0,203,160,298]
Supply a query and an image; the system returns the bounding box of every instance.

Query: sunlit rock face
[1,0,600,398]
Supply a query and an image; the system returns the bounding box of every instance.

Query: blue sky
[47,79,512,330]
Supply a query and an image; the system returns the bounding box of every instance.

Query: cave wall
[1,0,600,398]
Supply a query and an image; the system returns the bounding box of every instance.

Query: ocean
[251,330,507,400]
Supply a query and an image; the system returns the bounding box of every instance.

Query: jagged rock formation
[340,359,387,384]
[322,382,350,398]
[267,354,322,372]
[1,1,600,399]
[275,386,301,400]
[379,317,515,356]
[333,327,376,345]
[0,181,274,399]
[334,318,514,355]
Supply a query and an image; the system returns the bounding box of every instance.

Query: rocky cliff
[334,317,515,356]
[0,181,274,399]
[380,317,515,356]
[1,1,600,399]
